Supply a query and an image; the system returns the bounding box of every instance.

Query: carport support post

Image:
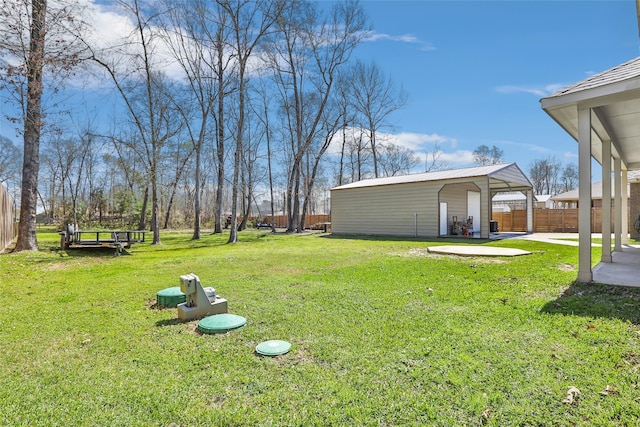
[601,139,611,263]
[526,190,533,233]
[614,157,622,252]
[621,170,629,245]
[577,107,592,282]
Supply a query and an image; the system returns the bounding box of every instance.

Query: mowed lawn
[1,228,639,426]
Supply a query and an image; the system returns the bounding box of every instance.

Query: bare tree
[351,59,407,178]
[560,162,578,194]
[252,74,276,231]
[334,69,355,186]
[299,97,344,230]
[472,144,503,166]
[0,136,22,185]
[424,142,448,172]
[87,0,183,244]
[1,0,85,250]
[219,0,282,243]
[378,142,419,177]
[161,0,232,238]
[529,156,562,195]
[162,137,195,229]
[267,0,367,232]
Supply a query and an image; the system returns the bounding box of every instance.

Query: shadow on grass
[50,247,125,257]
[541,281,640,324]
[155,318,184,327]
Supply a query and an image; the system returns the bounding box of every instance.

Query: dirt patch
[558,264,576,272]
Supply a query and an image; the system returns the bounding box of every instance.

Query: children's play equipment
[177,273,228,321]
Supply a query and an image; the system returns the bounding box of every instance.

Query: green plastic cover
[197,313,247,334]
[156,287,186,308]
[255,340,291,356]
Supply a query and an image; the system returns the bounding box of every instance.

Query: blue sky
[1,0,638,179]
[350,0,639,174]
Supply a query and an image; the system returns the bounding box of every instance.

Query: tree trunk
[138,186,148,231]
[266,111,276,232]
[15,0,46,252]
[213,27,225,234]
[151,171,161,244]
[192,141,202,239]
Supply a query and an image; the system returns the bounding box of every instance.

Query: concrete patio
[592,245,640,287]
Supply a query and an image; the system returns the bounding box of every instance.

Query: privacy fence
[0,184,16,252]
[262,211,619,234]
[261,214,331,229]
[492,208,629,233]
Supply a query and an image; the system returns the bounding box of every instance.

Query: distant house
[331,163,533,238]
[492,192,552,212]
[551,171,640,208]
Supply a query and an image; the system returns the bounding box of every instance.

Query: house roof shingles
[546,57,640,99]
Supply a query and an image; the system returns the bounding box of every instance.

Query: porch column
[601,140,611,263]
[577,107,592,282]
[614,157,622,252]
[622,170,629,244]
[526,189,534,233]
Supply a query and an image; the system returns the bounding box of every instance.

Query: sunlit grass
[1,228,639,426]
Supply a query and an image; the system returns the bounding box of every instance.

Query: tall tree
[161,0,232,238]
[267,0,367,232]
[87,0,182,244]
[472,144,503,166]
[528,156,561,195]
[1,0,85,250]
[560,162,578,194]
[14,0,46,251]
[219,0,282,243]
[351,60,407,178]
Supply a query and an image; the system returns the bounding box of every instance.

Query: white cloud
[361,30,436,51]
[496,139,551,154]
[70,0,200,87]
[378,131,458,150]
[437,150,475,165]
[495,84,566,97]
[328,128,472,169]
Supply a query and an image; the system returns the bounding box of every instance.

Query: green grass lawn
[1,229,639,426]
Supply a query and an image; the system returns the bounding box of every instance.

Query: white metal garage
[331,163,533,238]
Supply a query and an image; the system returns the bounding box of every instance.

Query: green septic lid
[197,313,247,334]
[156,287,186,308]
[255,340,291,356]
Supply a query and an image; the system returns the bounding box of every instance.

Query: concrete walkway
[510,233,640,287]
[510,232,601,246]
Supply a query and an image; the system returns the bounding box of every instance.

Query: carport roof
[540,56,640,169]
[332,162,533,192]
